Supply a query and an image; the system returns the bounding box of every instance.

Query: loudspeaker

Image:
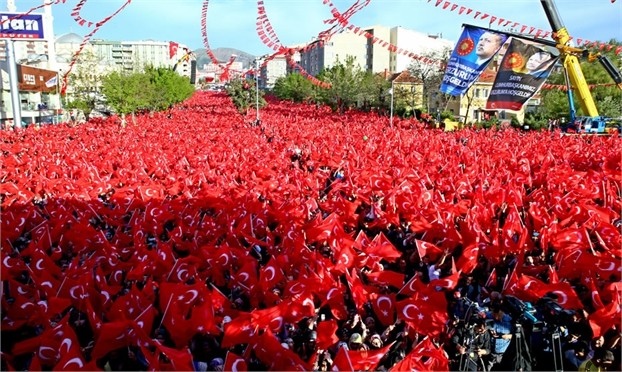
[190,60,197,84]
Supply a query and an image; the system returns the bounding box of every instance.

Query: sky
[8,0,622,56]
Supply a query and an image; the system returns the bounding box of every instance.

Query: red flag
[583,275,605,310]
[347,342,394,371]
[589,295,621,338]
[316,319,339,350]
[396,286,448,337]
[259,256,286,291]
[370,293,396,327]
[169,41,179,59]
[154,343,194,371]
[221,312,256,348]
[415,239,443,261]
[224,351,248,372]
[365,270,405,290]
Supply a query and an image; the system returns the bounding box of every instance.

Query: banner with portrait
[440,26,508,96]
[486,38,559,111]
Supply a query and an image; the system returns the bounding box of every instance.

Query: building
[299,25,454,78]
[258,54,287,89]
[300,26,391,76]
[89,39,193,76]
[389,27,454,73]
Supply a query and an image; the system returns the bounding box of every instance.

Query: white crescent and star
[402,304,418,320]
[376,296,392,310]
[264,267,276,282]
[552,290,569,306]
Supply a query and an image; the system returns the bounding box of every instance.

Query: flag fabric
[486,38,559,111]
[45,75,58,88]
[169,41,179,59]
[440,25,508,95]
[224,351,248,372]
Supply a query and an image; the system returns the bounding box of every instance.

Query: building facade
[300,26,392,76]
[389,27,454,73]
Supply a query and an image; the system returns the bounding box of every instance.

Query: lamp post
[389,80,394,128]
[410,84,416,117]
[255,58,260,126]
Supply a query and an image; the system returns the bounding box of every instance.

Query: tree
[225,78,267,116]
[66,50,107,119]
[407,47,452,113]
[273,73,315,103]
[101,66,194,125]
[144,66,195,111]
[540,40,622,120]
[101,71,151,125]
[316,56,367,114]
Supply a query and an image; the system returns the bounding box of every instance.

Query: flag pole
[389,79,394,128]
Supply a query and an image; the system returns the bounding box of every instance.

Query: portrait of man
[475,31,506,65]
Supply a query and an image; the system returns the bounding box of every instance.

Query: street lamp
[389,79,394,128]
[255,58,260,127]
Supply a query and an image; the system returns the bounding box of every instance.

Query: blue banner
[440,26,507,96]
[0,13,45,39]
[486,38,559,111]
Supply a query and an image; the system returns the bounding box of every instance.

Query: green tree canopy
[540,41,622,120]
[273,73,316,103]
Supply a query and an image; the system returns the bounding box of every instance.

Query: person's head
[369,334,383,349]
[492,306,505,322]
[474,319,487,334]
[525,51,553,73]
[476,32,504,60]
[592,348,614,368]
[349,333,364,350]
[573,341,589,359]
[364,317,376,329]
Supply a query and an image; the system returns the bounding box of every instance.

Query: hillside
[193,48,256,70]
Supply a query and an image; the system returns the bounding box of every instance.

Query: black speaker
[190,60,197,84]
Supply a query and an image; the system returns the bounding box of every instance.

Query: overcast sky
[9,0,622,55]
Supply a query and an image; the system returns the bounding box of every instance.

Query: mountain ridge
[193,47,256,70]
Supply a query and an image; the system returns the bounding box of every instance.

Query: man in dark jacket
[452,318,491,371]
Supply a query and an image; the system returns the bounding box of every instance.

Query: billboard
[440,26,508,96]
[486,38,559,111]
[18,64,57,93]
[0,13,45,39]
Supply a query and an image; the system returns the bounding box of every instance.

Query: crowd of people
[1,91,620,371]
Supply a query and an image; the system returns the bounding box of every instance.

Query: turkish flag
[90,319,138,360]
[221,312,256,348]
[370,293,396,326]
[316,319,339,350]
[582,275,605,310]
[398,272,426,296]
[347,342,394,371]
[169,41,179,59]
[259,256,286,291]
[589,295,621,338]
[224,351,248,372]
[415,239,443,261]
[154,343,195,371]
[396,286,448,338]
[321,284,348,320]
[365,270,405,290]
[365,232,402,262]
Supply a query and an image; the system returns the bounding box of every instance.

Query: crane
[541,0,622,133]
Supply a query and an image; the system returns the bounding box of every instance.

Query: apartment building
[299,25,454,77]
[390,27,454,73]
[300,26,391,76]
[258,54,287,89]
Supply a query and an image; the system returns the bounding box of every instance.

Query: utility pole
[389,80,394,128]
[255,58,260,126]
